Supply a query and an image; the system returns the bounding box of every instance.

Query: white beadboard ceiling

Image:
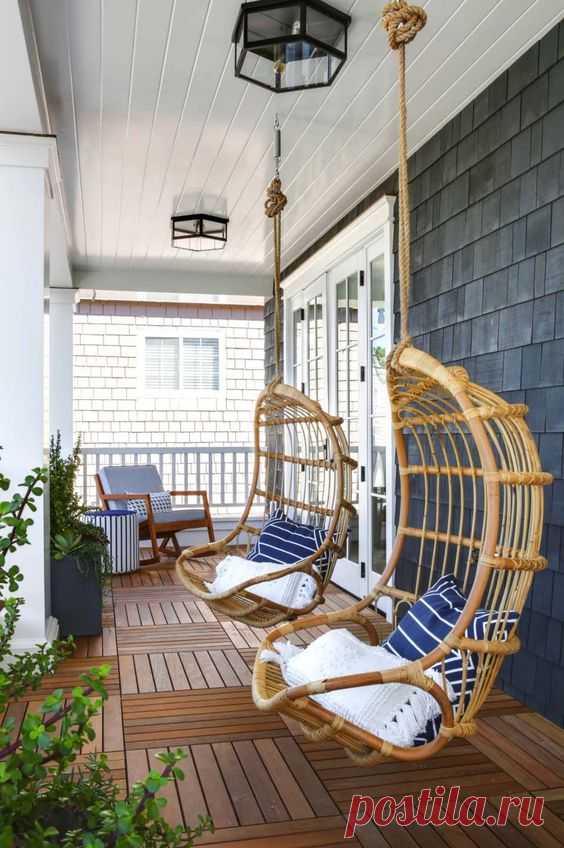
[29,0,564,288]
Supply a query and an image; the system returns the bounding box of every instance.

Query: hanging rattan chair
[176,120,356,628]
[251,1,552,764]
[253,345,551,761]
[176,379,356,626]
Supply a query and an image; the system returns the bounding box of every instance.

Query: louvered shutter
[183,338,220,391]
[144,337,179,391]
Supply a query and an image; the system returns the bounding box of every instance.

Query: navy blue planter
[51,555,102,638]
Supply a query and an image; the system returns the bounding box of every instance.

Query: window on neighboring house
[142,334,221,395]
[183,338,220,391]
[145,337,179,391]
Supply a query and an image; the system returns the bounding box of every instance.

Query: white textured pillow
[206,555,317,609]
[266,629,454,748]
[127,491,172,519]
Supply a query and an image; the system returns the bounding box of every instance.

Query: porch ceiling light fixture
[232,0,351,93]
[171,213,229,252]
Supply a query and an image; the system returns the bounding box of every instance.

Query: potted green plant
[49,434,111,637]
[0,455,213,845]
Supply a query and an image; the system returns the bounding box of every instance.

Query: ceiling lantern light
[171,213,229,252]
[233,0,351,93]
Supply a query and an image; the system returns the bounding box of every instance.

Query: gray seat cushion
[99,465,165,510]
[100,464,164,495]
[151,508,207,526]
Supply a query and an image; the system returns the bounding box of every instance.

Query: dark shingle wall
[264,19,564,724]
[401,21,564,723]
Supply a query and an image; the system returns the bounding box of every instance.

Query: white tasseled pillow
[264,629,454,748]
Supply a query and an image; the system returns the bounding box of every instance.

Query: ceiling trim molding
[73,267,272,298]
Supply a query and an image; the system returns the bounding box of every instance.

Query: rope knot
[382,1,427,51]
[265,177,287,218]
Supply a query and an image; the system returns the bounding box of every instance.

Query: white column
[0,136,58,648]
[49,288,75,455]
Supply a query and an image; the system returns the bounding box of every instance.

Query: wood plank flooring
[8,558,564,846]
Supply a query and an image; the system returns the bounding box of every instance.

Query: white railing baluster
[244,450,249,501]
[232,452,237,506]
[78,446,254,510]
[82,455,88,505]
[208,451,213,504]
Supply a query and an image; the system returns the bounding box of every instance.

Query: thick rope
[265,176,287,379]
[382,1,427,344]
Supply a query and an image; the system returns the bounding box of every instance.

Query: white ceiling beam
[72,267,272,298]
[0,2,71,285]
[0,0,47,133]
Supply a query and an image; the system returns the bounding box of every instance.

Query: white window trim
[281,195,395,617]
[137,326,226,400]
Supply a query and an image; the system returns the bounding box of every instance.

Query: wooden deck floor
[13,562,564,847]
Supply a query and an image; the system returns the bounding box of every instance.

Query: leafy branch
[0,454,213,846]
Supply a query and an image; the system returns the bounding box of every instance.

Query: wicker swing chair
[176,129,356,628]
[252,1,553,764]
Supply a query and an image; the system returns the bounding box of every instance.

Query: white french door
[328,254,364,597]
[284,202,394,605]
[289,276,326,406]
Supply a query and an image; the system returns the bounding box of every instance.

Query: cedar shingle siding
[268,20,564,726]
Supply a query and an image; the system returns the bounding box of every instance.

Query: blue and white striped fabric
[84,510,139,574]
[248,509,328,574]
[383,573,518,745]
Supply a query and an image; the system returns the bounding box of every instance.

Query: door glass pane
[371,257,386,386]
[337,349,348,418]
[315,298,323,352]
[293,309,302,366]
[306,293,325,403]
[292,308,303,389]
[308,301,317,359]
[371,255,385,337]
[371,491,387,574]
[316,351,324,402]
[370,255,388,574]
[309,358,318,401]
[335,273,360,563]
[336,280,347,346]
[348,275,359,336]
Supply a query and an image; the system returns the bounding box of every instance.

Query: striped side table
[84,510,139,574]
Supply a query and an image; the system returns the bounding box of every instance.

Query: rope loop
[386,336,413,374]
[381,1,426,344]
[265,177,288,219]
[265,175,286,379]
[382,1,427,50]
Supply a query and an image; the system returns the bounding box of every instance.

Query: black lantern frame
[171,213,229,252]
[233,0,351,93]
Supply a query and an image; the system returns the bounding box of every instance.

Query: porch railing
[79,446,254,513]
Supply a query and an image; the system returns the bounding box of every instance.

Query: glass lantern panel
[175,218,199,235]
[201,218,226,238]
[236,42,343,90]
[246,5,302,43]
[306,6,346,51]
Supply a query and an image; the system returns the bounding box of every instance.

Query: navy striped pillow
[248,509,328,573]
[383,573,518,745]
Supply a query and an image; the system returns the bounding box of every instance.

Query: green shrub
[0,456,213,846]
[49,433,111,583]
